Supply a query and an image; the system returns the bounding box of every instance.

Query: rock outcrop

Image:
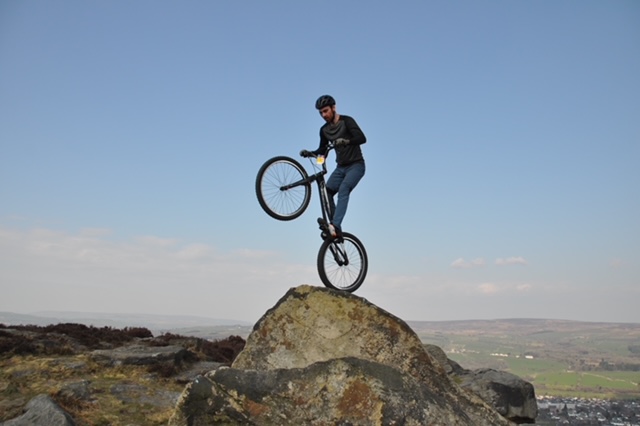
[0,394,76,426]
[425,345,537,423]
[0,327,243,424]
[171,285,536,425]
[90,344,193,366]
[458,368,537,424]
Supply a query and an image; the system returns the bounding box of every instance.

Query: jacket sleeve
[312,128,329,156]
[344,116,366,145]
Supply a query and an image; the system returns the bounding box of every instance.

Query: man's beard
[324,111,334,123]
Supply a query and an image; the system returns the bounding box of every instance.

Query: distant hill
[406,318,640,399]
[407,317,640,332]
[406,317,640,366]
[406,318,640,347]
[4,313,638,341]
[0,311,251,335]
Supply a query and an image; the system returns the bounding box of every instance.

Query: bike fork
[317,181,335,240]
[329,241,348,266]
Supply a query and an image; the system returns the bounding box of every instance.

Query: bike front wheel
[317,232,368,292]
[255,156,312,221]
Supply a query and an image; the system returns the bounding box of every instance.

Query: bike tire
[317,232,368,292]
[255,156,312,221]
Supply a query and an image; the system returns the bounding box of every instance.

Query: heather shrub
[152,333,245,364]
[0,323,155,356]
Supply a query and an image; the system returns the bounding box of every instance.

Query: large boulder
[171,357,511,425]
[458,368,537,424]
[232,285,442,385]
[0,394,76,426]
[171,285,524,425]
[425,345,537,424]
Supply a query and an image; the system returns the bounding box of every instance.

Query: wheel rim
[260,161,308,218]
[322,238,366,291]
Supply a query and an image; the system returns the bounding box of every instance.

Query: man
[300,95,367,239]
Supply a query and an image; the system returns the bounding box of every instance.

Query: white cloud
[0,226,297,321]
[134,235,177,247]
[473,282,532,295]
[176,244,217,261]
[450,257,485,269]
[516,284,532,292]
[478,283,499,294]
[495,256,528,266]
[2,226,638,324]
[366,274,428,292]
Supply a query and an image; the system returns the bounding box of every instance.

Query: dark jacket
[313,115,366,166]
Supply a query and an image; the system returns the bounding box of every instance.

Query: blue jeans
[326,161,365,229]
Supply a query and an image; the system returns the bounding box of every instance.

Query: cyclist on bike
[300,95,367,239]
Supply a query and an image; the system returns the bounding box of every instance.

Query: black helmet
[315,95,335,110]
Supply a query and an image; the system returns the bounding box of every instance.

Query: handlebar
[300,141,336,159]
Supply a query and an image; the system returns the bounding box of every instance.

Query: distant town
[537,396,640,425]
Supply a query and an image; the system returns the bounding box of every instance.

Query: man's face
[319,105,335,123]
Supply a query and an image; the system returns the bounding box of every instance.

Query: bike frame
[280,148,334,228]
[301,159,349,264]
[312,159,333,226]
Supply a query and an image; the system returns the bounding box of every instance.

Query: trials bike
[255,143,368,292]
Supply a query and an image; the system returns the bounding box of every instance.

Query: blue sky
[1,1,638,324]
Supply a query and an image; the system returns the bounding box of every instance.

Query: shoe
[328,223,342,239]
[318,218,330,240]
[318,218,327,234]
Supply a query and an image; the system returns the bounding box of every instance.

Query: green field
[409,319,640,399]
[447,353,640,399]
[529,370,640,398]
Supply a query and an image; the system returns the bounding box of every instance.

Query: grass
[422,325,640,400]
[490,359,639,398]
[0,354,184,425]
[0,325,246,425]
[530,370,640,399]
[504,357,568,378]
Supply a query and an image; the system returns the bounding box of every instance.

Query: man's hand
[300,149,313,158]
[335,138,349,147]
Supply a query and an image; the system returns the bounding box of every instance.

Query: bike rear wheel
[256,156,312,221]
[317,232,368,292]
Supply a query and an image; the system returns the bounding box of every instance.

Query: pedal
[317,218,329,235]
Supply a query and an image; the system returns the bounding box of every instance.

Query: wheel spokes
[323,238,364,290]
[261,161,307,217]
